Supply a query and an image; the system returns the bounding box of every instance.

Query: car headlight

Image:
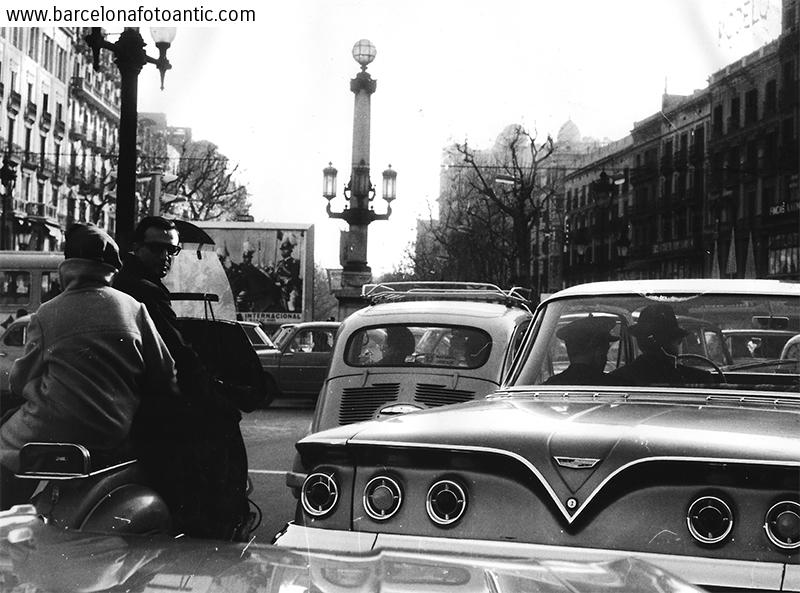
[301,471,339,517]
[426,479,467,526]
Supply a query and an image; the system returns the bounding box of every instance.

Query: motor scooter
[11,223,269,538]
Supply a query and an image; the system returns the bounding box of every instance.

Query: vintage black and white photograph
[0,1,798,591]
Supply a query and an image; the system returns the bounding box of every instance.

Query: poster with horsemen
[191,221,314,326]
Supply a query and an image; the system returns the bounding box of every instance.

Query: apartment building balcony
[37,158,55,179]
[25,200,58,221]
[6,90,21,115]
[39,111,52,133]
[21,150,38,171]
[54,119,66,140]
[67,164,85,186]
[52,165,67,186]
[5,143,23,165]
[23,101,37,125]
[69,122,86,141]
[70,76,120,122]
[85,129,98,149]
[10,198,27,216]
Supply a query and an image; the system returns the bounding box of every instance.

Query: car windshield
[345,324,492,369]
[511,292,799,393]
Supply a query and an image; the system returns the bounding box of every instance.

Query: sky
[128,0,783,276]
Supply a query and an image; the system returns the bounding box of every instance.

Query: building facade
[0,27,121,251]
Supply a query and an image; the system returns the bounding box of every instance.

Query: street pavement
[241,399,315,544]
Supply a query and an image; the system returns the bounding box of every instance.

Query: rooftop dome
[557,119,581,145]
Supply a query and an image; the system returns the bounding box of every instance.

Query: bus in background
[0,252,63,332]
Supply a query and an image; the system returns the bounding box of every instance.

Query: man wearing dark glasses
[114,216,251,541]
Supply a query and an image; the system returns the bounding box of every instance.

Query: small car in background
[280,279,800,593]
[0,314,30,410]
[723,328,796,365]
[255,321,340,404]
[308,282,533,432]
[237,320,277,351]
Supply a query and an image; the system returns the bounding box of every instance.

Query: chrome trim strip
[347,439,800,525]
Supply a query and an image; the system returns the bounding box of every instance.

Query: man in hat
[546,316,619,385]
[274,238,301,311]
[608,303,711,386]
[0,223,179,509]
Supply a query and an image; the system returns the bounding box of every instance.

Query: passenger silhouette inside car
[379,326,416,364]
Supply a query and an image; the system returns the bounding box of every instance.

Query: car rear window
[344,324,492,369]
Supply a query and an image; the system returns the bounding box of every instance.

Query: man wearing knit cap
[0,223,179,509]
[546,316,619,385]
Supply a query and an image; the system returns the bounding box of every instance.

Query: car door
[0,320,28,393]
[278,328,333,397]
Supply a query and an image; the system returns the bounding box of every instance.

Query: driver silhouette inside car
[545,316,619,385]
[607,303,711,386]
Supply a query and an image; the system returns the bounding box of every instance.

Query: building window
[768,233,799,276]
[765,79,777,114]
[729,96,741,130]
[26,28,39,60]
[11,28,22,49]
[713,105,723,135]
[56,46,68,82]
[42,34,54,72]
[744,88,758,124]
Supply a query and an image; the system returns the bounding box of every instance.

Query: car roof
[347,300,531,326]
[547,279,800,301]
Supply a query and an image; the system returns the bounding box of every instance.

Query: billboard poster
[191,221,314,325]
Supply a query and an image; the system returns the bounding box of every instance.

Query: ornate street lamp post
[84,27,175,248]
[0,154,19,250]
[323,39,397,319]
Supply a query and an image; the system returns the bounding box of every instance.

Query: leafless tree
[418,125,557,292]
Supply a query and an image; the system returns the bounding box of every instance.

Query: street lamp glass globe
[323,163,338,199]
[352,39,376,67]
[382,165,397,202]
[150,27,177,45]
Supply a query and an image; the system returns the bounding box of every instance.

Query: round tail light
[363,475,402,520]
[764,501,800,550]
[687,495,734,545]
[426,479,467,525]
[301,472,339,517]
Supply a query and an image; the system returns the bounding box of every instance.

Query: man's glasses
[143,242,182,256]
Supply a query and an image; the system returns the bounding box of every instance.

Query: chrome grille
[339,383,400,425]
[415,383,476,407]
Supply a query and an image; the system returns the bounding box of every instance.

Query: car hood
[300,387,800,523]
[0,508,704,593]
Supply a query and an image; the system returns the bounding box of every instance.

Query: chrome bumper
[274,523,794,592]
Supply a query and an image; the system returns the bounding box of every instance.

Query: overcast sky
[132,0,782,275]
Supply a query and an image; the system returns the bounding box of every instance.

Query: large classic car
[277,280,800,593]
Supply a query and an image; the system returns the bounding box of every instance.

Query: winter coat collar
[58,258,117,291]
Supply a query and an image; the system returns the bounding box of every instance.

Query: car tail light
[687,495,734,544]
[363,475,402,520]
[764,501,800,550]
[301,472,339,517]
[426,479,467,525]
